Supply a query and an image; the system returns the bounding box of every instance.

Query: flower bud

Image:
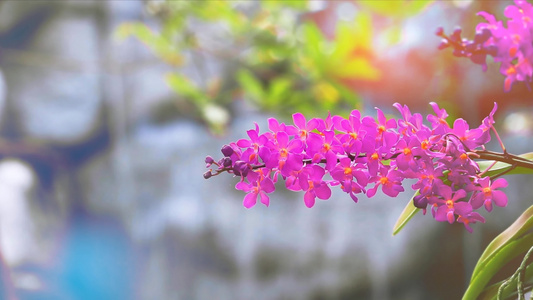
[223,157,232,168]
[205,156,215,167]
[221,145,234,157]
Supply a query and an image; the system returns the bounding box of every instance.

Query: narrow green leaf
[477,152,533,177]
[165,73,206,104]
[463,232,533,300]
[473,205,533,279]
[392,191,420,236]
[236,69,264,104]
[480,263,533,300]
[268,77,292,106]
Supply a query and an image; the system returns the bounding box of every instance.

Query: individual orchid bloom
[471,177,509,212]
[330,157,368,188]
[299,165,332,208]
[367,165,404,198]
[362,108,397,145]
[333,113,365,155]
[394,137,422,171]
[235,171,275,208]
[316,112,335,132]
[430,185,468,224]
[264,131,303,176]
[341,181,366,203]
[236,125,271,164]
[393,103,424,135]
[449,118,484,150]
[457,210,486,233]
[476,102,497,145]
[267,117,297,138]
[411,161,444,192]
[292,112,319,141]
[427,102,450,132]
[306,131,343,171]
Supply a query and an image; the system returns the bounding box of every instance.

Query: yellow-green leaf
[392,191,420,236]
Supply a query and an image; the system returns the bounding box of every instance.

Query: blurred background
[0,0,531,299]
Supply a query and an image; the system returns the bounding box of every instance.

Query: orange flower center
[483,187,492,196]
[280,148,288,158]
[506,65,517,75]
[379,177,388,184]
[403,148,411,155]
[344,167,352,175]
[446,199,454,209]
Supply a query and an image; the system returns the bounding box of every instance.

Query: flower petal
[304,191,315,208]
[243,192,258,208]
[492,190,508,207]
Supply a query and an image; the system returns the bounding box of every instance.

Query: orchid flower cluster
[437,0,533,91]
[204,103,508,233]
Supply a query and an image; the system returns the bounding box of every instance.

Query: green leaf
[267,77,292,107]
[392,191,420,236]
[236,69,265,104]
[463,205,533,300]
[473,205,533,278]
[464,233,533,300]
[477,152,533,177]
[165,73,206,104]
[480,264,533,300]
[115,22,184,66]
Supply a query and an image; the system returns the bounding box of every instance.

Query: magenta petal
[292,112,306,128]
[235,181,251,192]
[307,118,320,131]
[243,192,258,208]
[287,139,303,152]
[349,192,358,203]
[434,206,447,222]
[484,199,493,212]
[304,191,315,208]
[299,175,310,191]
[314,184,331,200]
[237,139,252,148]
[261,178,275,193]
[386,118,397,129]
[452,189,467,201]
[268,118,281,132]
[491,178,508,189]
[376,108,386,125]
[492,190,508,207]
[463,223,473,233]
[276,131,289,148]
[383,184,401,197]
[447,210,455,224]
[453,119,468,135]
[325,151,337,171]
[285,155,303,172]
[259,192,270,207]
[470,192,484,209]
[367,185,379,198]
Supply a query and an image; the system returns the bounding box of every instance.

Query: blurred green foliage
[116,0,432,133]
